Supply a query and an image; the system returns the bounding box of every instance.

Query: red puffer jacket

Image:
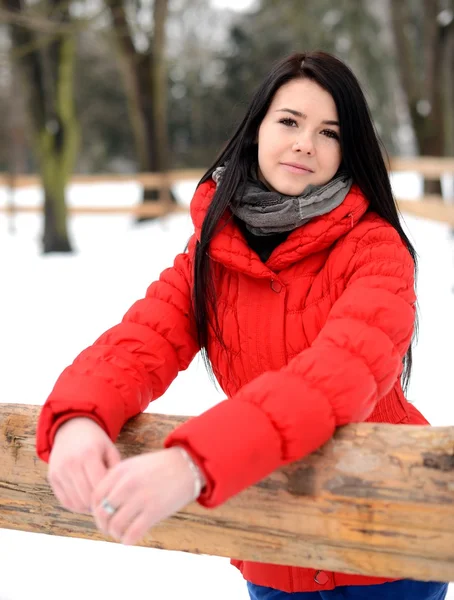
[36,179,429,593]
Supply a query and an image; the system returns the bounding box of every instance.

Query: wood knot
[4,424,24,462]
[286,465,316,497]
[422,452,454,472]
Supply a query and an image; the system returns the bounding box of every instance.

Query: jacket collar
[190,179,369,278]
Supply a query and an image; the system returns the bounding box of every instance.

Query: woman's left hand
[91,447,198,545]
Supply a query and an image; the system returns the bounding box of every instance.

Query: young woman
[36,51,448,599]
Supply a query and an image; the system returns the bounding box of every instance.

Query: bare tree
[390,0,454,195]
[107,0,172,207]
[2,0,78,252]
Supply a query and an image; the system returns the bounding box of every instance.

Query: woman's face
[257,78,342,196]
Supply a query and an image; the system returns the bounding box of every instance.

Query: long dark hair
[193,51,417,391]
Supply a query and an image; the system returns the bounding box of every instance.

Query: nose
[292,132,315,156]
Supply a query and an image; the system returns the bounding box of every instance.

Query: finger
[49,476,77,513]
[92,497,116,535]
[91,468,125,533]
[91,463,121,512]
[83,456,108,494]
[92,469,144,538]
[107,501,143,542]
[104,443,121,469]
[60,469,92,513]
[120,511,153,546]
[92,493,115,535]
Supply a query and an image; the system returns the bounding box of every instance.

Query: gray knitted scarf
[213,165,353,236]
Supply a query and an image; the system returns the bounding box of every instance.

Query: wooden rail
[1,159,453,224]
[0,169,204,189]
[1,156,454,188]
[0,196,452,225]
[389,156,454,177]
[1,404,454,582]
[0,203,189,218]
[397,198,454,226]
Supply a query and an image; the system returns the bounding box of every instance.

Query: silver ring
[100,497,117,516]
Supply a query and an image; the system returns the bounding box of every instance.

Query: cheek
[322,141,342,170]
[257,129,275,167]
[333,147,342,168]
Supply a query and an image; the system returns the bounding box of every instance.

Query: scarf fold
[212,165,353,236]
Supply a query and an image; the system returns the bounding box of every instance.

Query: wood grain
[1,404,454,581]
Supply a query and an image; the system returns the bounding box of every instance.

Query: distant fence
[1,157,453,225]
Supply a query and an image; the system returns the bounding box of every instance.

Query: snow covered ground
[0,175,453,599]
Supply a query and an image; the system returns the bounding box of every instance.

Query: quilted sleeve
[165,227,417,507]
[36,246,199,462]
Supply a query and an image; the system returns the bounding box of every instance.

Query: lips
[280,162,315,174]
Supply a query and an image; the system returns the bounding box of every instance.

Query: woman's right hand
[47,417,121,514]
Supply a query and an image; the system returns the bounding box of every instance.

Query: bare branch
[0,5,106,35]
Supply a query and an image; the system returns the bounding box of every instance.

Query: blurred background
[0,1,453,599]
[0,0,453,251]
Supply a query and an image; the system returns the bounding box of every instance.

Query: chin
[271,181,312,196]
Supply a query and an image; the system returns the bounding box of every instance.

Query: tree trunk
[389,0,449,197]
[6,67,28,234]
[38,33,79,253]
[417,0,444,195]
[3,0,77,252]
[441,2,454,157]
[151,0,171,205]
[109,0,174,213]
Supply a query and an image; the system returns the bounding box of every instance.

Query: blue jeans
[247,580,449,599]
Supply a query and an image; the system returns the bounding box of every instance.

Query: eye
[279,117,297,127]
[321,129,339,140]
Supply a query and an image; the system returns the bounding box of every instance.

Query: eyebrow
[275,108,339,126]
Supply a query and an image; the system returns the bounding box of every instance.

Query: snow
[0,176,453,599]
[210,0,257,12]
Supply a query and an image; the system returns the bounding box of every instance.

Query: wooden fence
[0,157,453,225]
[1,403,454,582]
